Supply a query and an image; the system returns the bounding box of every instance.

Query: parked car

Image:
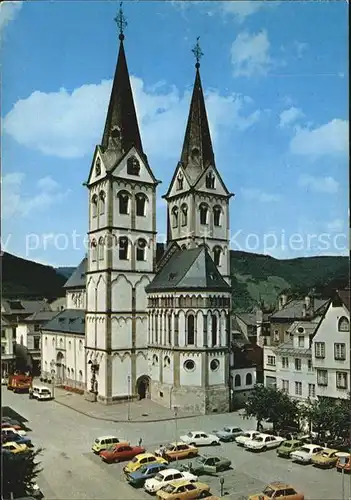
[291,444,325,464]
[92,435,129,453]
[195,492,220,500]
[245,433,285,452]
[2,422,24,432]
[154,442,198,461]
[336,453,350,473]
[144,468,198,494]
[2,426,27,437]
[277,440,304,458]
[235,430,260,446]
[100,443,145,463]
[179,432,220,447]
[2,441,29,454]
[156,479,210,500]
[2,431,33,447]
[178,455,231,475]
[311,448,339,468]
[212,426,244,442]
[126,463,170,488]
[123,453,168,474]
[248,481,304,500]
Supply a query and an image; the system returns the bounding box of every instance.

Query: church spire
[179,38,215,182]
[101,3,144,157]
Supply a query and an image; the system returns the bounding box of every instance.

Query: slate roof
[286,320,319,335]
[64,257,87,289]
[275,340,311,357]
[41,309,85,335]
[145,245,231,293]
[270,298,328,320]
[337,289,350,312]
[23,311,59,323]
[1,299,52,316]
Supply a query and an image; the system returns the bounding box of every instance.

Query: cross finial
[192,36,203,69]
[114,2,127,41]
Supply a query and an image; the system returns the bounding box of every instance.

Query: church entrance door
[136,375,150,400]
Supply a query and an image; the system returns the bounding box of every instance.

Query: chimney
[305,295,311,309]
[302,303,307,318]
[278,294,287,310]
[256,309,263,345]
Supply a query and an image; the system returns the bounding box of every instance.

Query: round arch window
[184,359,196,372]
[210,359,220,371]
[297,327,304,333]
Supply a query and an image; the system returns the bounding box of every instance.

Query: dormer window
[191,147,200,161]
[177,173,184,190]
[181,204,188,226]
[95,158,101,176]
[172,206,179,228]
[127,156,140,176]
[205,171,215,189]
[213,205,222,226]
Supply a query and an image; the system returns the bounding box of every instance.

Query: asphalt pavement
[2,387,350,500]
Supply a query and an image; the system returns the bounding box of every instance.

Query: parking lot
[2,387,350,500]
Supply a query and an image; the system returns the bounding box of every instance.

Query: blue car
[2,432,33,447]
[126,462,169,487]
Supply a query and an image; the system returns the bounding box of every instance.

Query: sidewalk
[53,387,201,423]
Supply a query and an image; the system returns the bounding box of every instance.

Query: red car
[2,423,23,432]
[100,443,145,463]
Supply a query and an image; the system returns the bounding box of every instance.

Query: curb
[54,398,202,424]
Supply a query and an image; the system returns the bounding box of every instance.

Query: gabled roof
[101,37,144,159]
[337,289,350,312]
[1,299,52,316]
[270,298,328,321]
[41,309,85,335]
[20,311,59,323]
[145,245,231,293]
[64,257,87,289]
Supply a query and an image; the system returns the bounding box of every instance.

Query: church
[41,7,235,414]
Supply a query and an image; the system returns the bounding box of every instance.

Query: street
[2,387,350,500]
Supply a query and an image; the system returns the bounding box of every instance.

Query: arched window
[79,370,83,381]
[68,341,72,350]
[79,340,83,350]
[95,158,101,176]
[71,368,75,379]
[67,368,71,378]
[118,237,129,260]
[45,337,48,346]
[246,373,253,385]
[136,193,147,216]
[20,335,23,345]
[91,239,97,262]
[187,314,195,345]
[127,156,140,176]
[177,173,184,190]
[168,314,172,344]
[118,191,129,215]
[213,246,222,266]
[136,238,147,261]
[205,171,215,189]
[213,206,222,227]
[181,204,188,226]
[172,206,179,228]
[99,191,105,215]
[338,316,350,332]
[211,313,218,346]
[234,374,241,387]
[91,195,98,218]
[98,237,104,261]
[199,204,209,225]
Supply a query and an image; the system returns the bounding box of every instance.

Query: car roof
[136,453,156,459]
[201,455,225,460]
[283,439,301,444]
[300,443,322,449]
[255,433,271,438]
[168,441,188,446]
[322,448,338,453]
[96,435,119,440]
[268,482,293,489]
[168,479,197,487]
[3,441,23,446]
[161,468,181,474]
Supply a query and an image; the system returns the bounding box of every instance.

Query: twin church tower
[85,6,234,414]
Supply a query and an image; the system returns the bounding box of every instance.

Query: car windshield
[197,456,206,463]
[243,433,250,438]
[299,447,310,453]
[223,427,231,432]
[187,432,193,437]
[254,437,264,442]
[41,390,51,395]
[94,439,100,443]
[131,457,139,463]
[321,452,329,457]
[163,484,175,493]
[165,444,173,450]
[154,473,163,481]
[284,442,292,448]
[262,486,275,498]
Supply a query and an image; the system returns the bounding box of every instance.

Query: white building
[1,316,15,376]
[312,289,350,400]
[41,258,87,391]
[275,320,319,401]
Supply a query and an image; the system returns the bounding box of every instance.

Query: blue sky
[1,0,348,267]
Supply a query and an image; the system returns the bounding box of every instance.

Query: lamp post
[336,452,349,500]
[173,405,179,463]
[50,360,55,399]
[127,375,131,421]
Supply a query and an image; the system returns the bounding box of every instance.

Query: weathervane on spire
[114,2,127,41]
[192,36,203,69]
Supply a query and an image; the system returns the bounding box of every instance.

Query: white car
[235,430,260,446]
[291,444,325,464]
[244,433,285,451]
[2,427,27,437]
[179,431,220,446]
[144,468,198,493]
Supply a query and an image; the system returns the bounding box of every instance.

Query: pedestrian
[138,437,142,447]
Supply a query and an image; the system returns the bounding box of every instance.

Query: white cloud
[326,219,344,232]
[1,173,70,219]
[298,174,339,194]
[290,119,348,156]
[279,106,304,128]
[221,1,280,22]
[0,0,22,33]
[241,188,281,203]
[230,30,273,77]
[3,77,261,159]
[294,41,308,58]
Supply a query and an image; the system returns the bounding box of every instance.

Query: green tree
[244,385,299,432]
[301,397,351,440]
[2,447,43,499]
